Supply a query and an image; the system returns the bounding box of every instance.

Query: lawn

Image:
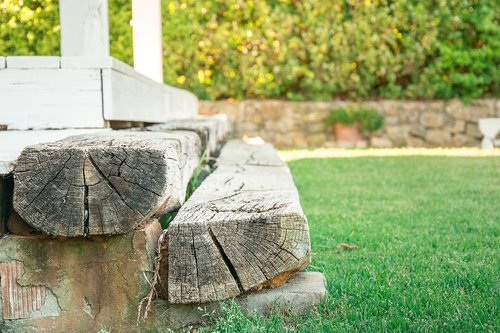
[200,152,499,332]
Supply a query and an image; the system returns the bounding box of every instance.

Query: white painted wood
[0,57,5,69]
[0,68,104,130]
[132,0,163,83]
[102,67,170,122]
[0,129,110,175]
[164,85,198,119]
[6,56,60,69]
[59,0,110,56]
[0,56,198,128]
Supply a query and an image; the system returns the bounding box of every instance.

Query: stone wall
[199,99,499,148]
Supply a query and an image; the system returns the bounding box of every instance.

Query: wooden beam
[163,140,311,304]
[13,131,201,237]
[132,0,163,83]
[59,0,110,56]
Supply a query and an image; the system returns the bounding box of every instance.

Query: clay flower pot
[334,122,363,142]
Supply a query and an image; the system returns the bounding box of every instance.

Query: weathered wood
[0,129,111,175]
[13,131,201,237]
[164,140,311,304]
[146,117,230,158]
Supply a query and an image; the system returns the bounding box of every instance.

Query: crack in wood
[87,152,141,216]
[207,227,243,292]
[83,153,89,237]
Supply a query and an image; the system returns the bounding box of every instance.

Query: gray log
[164,140,310,304]
[146,116,230,158]
[13,131,201,237]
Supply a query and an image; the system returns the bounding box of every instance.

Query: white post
[59,0,110,56]
[131,0,164,83]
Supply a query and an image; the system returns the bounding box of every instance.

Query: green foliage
[1,0,498,100]
[326,105,384,132]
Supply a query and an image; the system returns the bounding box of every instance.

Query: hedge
[1,0,498,101]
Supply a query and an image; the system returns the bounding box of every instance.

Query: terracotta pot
[334,122,363,142]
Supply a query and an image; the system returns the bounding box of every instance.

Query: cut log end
[164,140,311,304]
[13,132,201,237]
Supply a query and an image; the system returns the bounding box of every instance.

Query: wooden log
[13,131,201,237]
[146,117,230,159]
[164,140,310,304]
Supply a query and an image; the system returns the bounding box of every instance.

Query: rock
[420,112,445,128]
[451,134,469,147]
[385,125,410,146]
[0,221,165,333]
[307,133,327,147]
[410,124,426,138]
[306,122,326,134]
[355,140,368,149]
[445,99,468,120]
[407,136,426,147]
[384,115,399,126]
[238,272,327,315]
[425,130,451,146]
[370,137,393,148]
[466,123,483,141]
[446,120,466,133]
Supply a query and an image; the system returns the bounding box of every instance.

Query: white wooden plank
[6,56,60,69]
[102,68,170,122]
[0,69,104,129]
[0,129,111,175]
[132,0,163,83]
[0,57,5,69]
[59,0,110,56]
[164,85,198,119]
[60,56,130,73]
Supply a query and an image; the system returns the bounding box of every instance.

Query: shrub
[1,0,498,101]
[326,106,384,132]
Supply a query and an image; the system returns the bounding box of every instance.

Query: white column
[131,0,164,83]
[59,0,110,56]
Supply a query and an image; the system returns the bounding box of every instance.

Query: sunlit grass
[198,152,499,332]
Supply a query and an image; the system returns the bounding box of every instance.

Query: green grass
[199,156,499,332]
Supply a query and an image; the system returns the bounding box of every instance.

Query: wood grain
[164,140,310,304]
[13,131,201,237]
[146,117,230,158]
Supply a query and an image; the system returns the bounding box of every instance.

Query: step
[162,140,311,304]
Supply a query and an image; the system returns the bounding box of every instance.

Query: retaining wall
[199,99,500,148]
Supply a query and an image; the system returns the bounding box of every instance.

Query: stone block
[466,123,483,140]
[420,112,445,128]
[445,99,468,120]
[407,136,426,147]
[239,272,327,315]
[410,124,426,138]
[0,221,163,333]
[385,115,399,126]
[385,125,410,146]
[451,134,469,147]
[446,120,466,134]
[425,129,451,146]
[306,122,327,134]
[370,137,393,148]
[307,133,327,147]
